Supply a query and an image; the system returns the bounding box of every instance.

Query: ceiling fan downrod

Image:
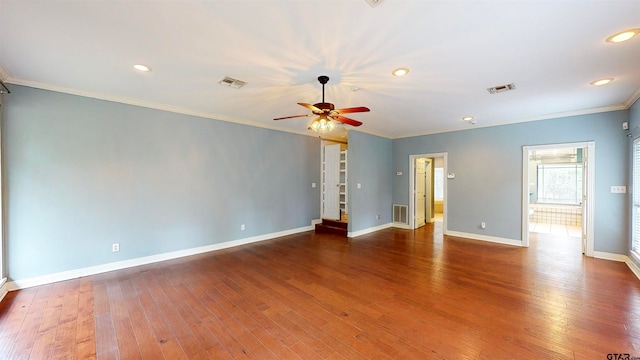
[318,75,329,103]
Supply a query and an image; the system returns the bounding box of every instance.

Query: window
[633,138,640,254]
[537,163,583,205]
[434,167,444,201]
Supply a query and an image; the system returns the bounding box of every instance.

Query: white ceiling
[1,0,639,139]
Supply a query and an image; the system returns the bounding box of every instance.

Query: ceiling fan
[274,75,370,133]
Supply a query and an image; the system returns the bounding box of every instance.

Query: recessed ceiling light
[462,116,474,122]
[133,64,151,72]
[606,28,640,43]
[392,68,410,77]
[590,78,613,86]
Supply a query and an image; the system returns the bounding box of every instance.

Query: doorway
[415,158,433,228]
[410,153,447,231]
[521,142,595,256]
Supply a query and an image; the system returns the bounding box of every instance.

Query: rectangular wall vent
[393,204,408,224]
[487,83,515,94]
[219,76,247,89]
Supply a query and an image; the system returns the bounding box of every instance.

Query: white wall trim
[393,104,628,139]
[521,142,595,257]
[0,61,9,82]
[348,222,392,238]
[625,85,640,108]
[626,256,640,281]
[593,251,628,262]
[5,76,324,139]
[446,230,524,247]
[0,277,7,303]
[6,220,320,292]
[392,222,412,230]
[408,153,447,232]
[593,252,640,281]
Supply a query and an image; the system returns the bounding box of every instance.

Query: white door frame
[409,152,448,232]
[521,142,595,256]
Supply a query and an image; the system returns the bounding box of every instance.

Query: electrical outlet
[241,224,246,231]
[112,243,120,252]
[376,214,381,220]
[481,222,486,229]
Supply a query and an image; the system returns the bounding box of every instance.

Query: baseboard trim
[593,252,640,281]
[348,222,392,238]
[391,223,411,230]
[626,257,640,281]
[6,220,320,292]
[0,278,7,303]
[446,230,523,247]
[593,251,627,262]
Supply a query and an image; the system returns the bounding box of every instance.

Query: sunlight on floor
[529,222,582,237]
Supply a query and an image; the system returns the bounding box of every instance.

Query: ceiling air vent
[365,0,384,7]
[218,76,247,89]
[487,83,515,94]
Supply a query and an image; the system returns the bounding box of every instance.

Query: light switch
[312,182,316,188]
[357,183,362,189]
[610,186,627,193]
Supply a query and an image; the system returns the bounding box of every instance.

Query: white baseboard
[626,257,640,281]
[348,222,392,238]
[593,251,640,281]
[6,220,320,292]
[0,278,7,303]
[391,222,411,230]
[593,251,627,262]
[446,230,523,247]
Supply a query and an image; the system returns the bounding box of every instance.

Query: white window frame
[0,95,5,293]
[632,137,640,259]
[536,163,583,205]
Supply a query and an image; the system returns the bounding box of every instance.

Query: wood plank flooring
[1,222,639,359]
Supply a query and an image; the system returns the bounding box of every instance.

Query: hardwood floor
[1,222,639,359]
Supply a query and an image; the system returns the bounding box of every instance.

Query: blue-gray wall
[4,85,321,280]
[3,83,637,282]
[348,131,393,233]
[393,111,630,254]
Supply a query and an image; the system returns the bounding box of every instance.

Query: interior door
[324,144,341,220]
[581,147,588,254]
[416,158,426,228]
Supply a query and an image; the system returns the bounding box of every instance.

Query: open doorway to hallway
[522,142,595,256]
[410,153,447,231]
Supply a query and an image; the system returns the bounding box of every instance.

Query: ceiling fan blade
[334,106,370,114]
[273,114,313,120]
[333,116,363,127]
[298,103,322,113]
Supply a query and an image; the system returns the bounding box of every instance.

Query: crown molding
[0,60,9,82]
[4,76,636,141]
[392,104,629,139]
[5,76,326,139]
[625,85,640,108]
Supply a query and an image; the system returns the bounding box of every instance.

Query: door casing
[409,153,447,231]
[521,142,595,255]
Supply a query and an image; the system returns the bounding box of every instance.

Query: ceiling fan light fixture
[309,116,335,133]
[392,68,410,77]
[606,28,640,43]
